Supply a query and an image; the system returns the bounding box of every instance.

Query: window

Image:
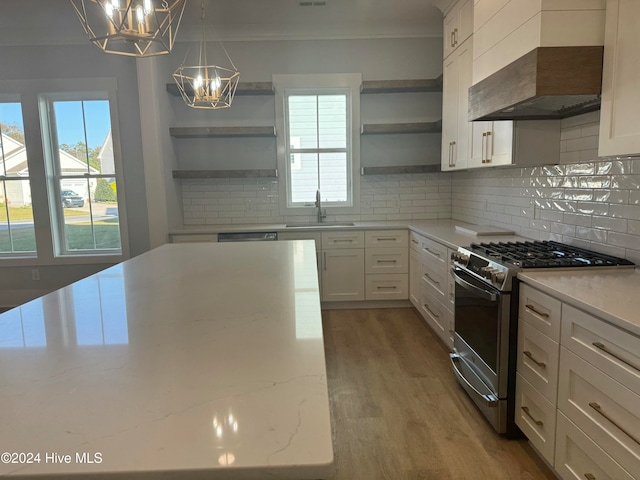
[286,93,349,205]
[40,94,122,255]
[0,100,36,255]
[274,74,361,215]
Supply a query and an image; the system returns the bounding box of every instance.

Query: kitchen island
[0,241,333,479]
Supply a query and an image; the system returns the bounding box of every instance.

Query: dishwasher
[217,232,278,242]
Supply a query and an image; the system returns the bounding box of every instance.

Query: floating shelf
[169,126,276,138]
[173,169,278,179]
[360,165,440,175]
[360,120,442,135]
[166,82,274,97]
[360,76,443,94]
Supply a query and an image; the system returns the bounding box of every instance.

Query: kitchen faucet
[315,189,327,223]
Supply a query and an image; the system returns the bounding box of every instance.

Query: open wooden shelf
[360,76,443,94]
[360,120,442,135]
[166,82,274,97]
[360,165,440,175]
[173,169,278,179]
[169,126,276,138]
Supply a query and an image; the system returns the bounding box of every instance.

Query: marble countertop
[518,268,640,336]
[0,242,332,479]
[170,219,527,249]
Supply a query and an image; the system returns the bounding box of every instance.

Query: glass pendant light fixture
[69,0,187,57]
[172,2,240,109]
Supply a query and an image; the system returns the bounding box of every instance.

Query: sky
[0,100,111,149]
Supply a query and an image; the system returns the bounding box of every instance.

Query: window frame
[274,73,362,217]
[0,78,129,267]
[0,95,37,257]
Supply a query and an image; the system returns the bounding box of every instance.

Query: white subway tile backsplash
[179,115,638,262]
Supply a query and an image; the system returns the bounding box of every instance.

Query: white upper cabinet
[441,37,472,171]
[598,0,640,157]
[472,0,606,84]
[443,0,473,59]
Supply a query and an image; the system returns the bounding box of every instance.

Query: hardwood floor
[322,308,557,480]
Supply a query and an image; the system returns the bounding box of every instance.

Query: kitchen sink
[285,222,355,228]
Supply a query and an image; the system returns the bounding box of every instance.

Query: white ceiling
[0,0,443,46]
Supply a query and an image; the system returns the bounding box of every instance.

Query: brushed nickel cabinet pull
[486,131,493,162]
[450,31,455,47]
[589,402,640,446]
[377,259,397,263]
[451,140,456,168]
[592,341,640,373]
[376,237,397,241]
[377,285,397,290]
[453,28,458,46]
[481,132,487,163]
[323,251,327,271]
[333,238,354,243]
[411,238,419,245]
[523,350,547,368]
[584,474,596,480]
[423,303,439,318]
[521,406,543,426]
[424,273,440,285]
[525,304,549,318]
[424,247,441,257]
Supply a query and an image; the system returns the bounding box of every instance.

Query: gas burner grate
[469,240,634,269]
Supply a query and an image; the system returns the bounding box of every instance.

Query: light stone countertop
[518,268,640,337]
[0,242,332,479]
[170,219,528,249]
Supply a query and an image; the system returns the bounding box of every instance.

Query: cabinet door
[470,120,492,167]
[486,121,514,166]
[442,37,472,171]
[441,53,459,170]
[321,249,365,302]
[598,0,640,156]
[443,0,473,59]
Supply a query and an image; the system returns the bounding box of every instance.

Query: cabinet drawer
[409,231,423,252]
[279,231,322,250]
[515,373,557,465]
[558,348,640,478]
[420,236,448,264]
[321,230,364,249]
[555,412,634,480]
[562,304,640,397]
[365,229,408,248]
[365,274,408,301]
[517,319,560,404]
[419,284,453,348]
[519,283,562,341]
[421,262,447,301]
[365,247,408,274]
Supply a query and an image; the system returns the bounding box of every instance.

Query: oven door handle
[451,268,498,302]
[450,353,498,407]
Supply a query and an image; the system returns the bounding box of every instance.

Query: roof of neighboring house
[0,132,24,158]
[1,133,99,177]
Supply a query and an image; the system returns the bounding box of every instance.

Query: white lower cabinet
[364,230,408,301]
[515,373,557,464]
[365,274,409,301]
[518,281,640,480]
[321,248,365,302]
[409,230,454,349]
[555,412,634,480]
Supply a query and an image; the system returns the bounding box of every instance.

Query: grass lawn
[0,219,121,252]
[0,204,85,222]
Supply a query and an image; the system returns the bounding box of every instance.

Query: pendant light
[69,0,187,57]
[172,2,240,109]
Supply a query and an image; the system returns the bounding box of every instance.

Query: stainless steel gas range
[449,240,635,436]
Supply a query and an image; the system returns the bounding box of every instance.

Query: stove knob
[459,254,469,265]
[492,271,506,283]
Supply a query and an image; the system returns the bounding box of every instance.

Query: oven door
[450,266,511,399]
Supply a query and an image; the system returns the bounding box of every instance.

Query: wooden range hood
[468,46,604,121]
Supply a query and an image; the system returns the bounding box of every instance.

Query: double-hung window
[274,74,361,215]
[0,99,36,255]
[286,92,349,205]
[40,93,122,255]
